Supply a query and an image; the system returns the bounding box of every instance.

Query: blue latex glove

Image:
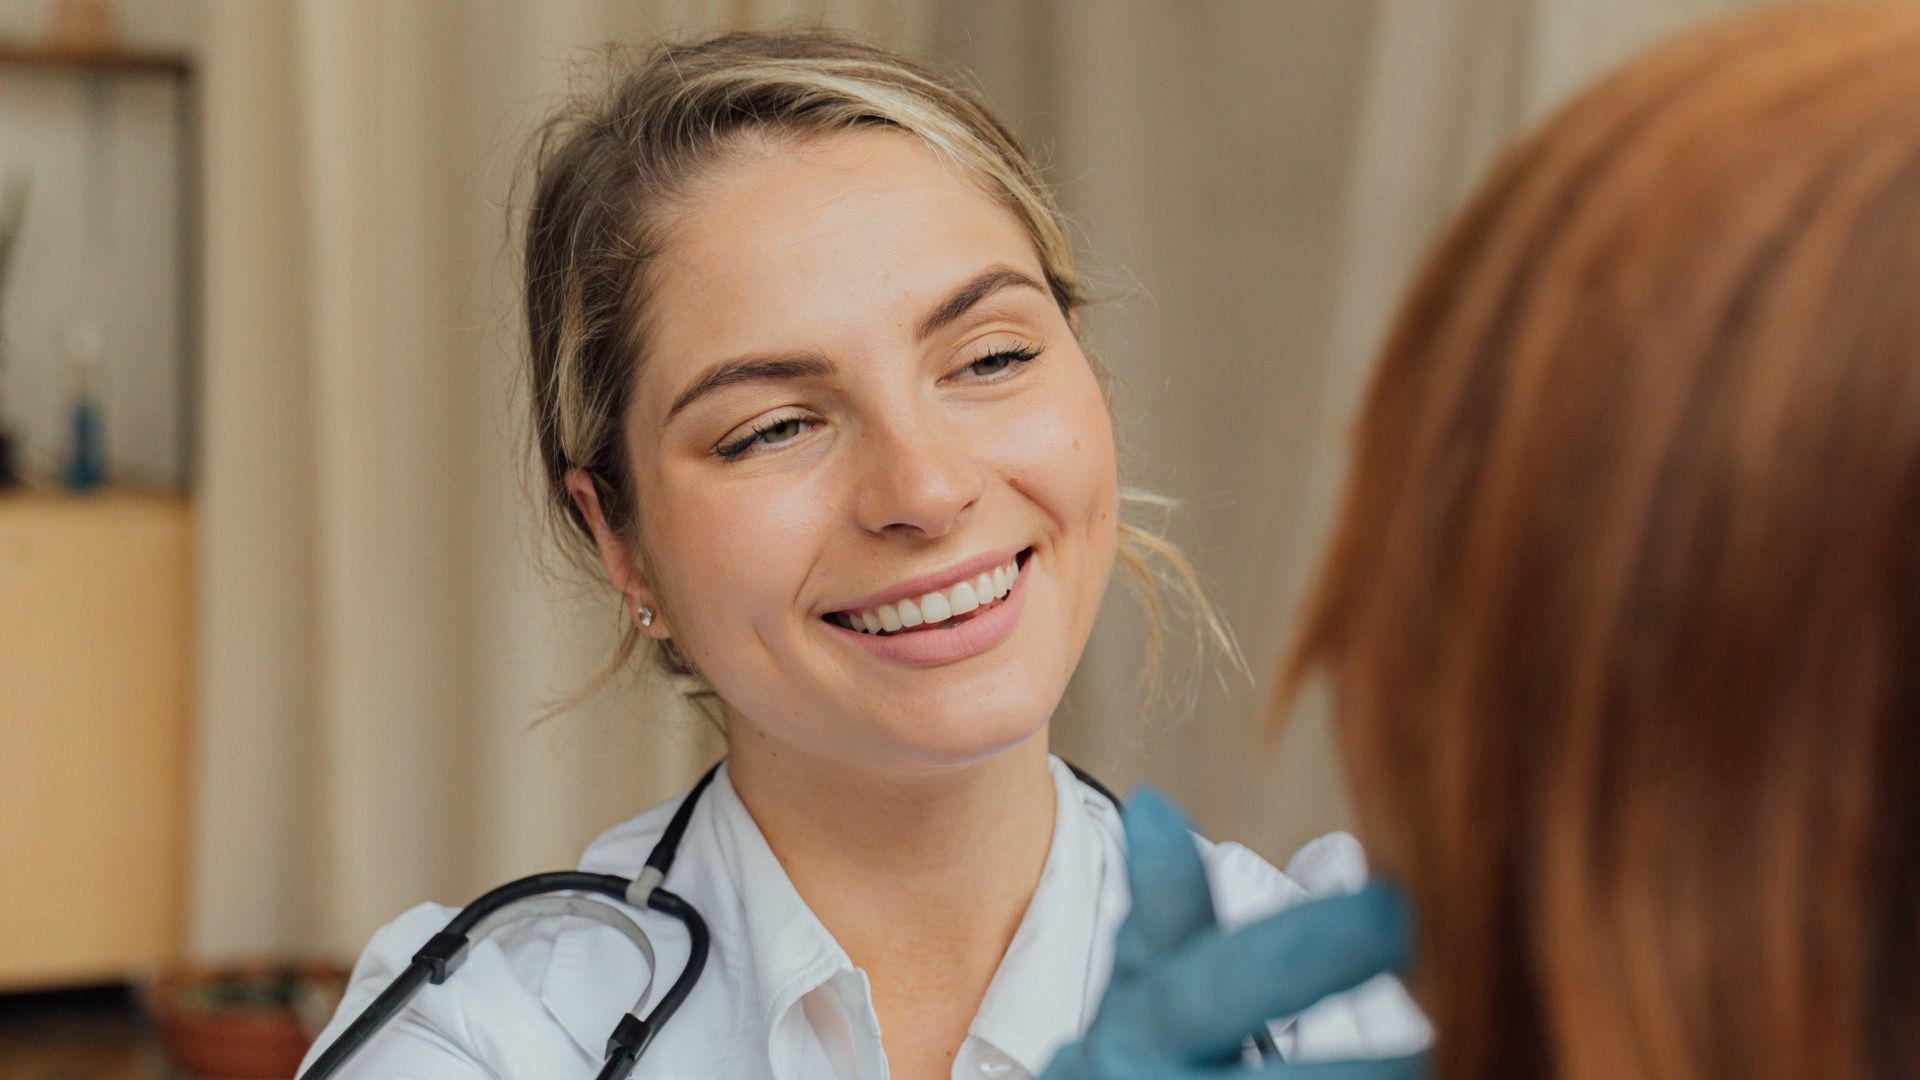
[1041,787,1427,1079]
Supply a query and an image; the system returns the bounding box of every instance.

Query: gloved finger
[1135,884,1415,1062]
[1258,1053,1428,1080]
[1112,786,1217,980]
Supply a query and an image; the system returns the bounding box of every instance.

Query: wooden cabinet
[0,491,192,989]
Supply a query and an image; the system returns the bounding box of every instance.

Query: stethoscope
[298,760,1279,1079]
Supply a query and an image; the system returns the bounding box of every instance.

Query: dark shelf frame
[0,41,199,491]
[0,42,191,78]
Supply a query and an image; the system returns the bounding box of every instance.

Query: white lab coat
[301,756,1429,1078]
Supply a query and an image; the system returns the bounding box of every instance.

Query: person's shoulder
[576,782,698,875]
[336,900,464,985]
[301,900,594,1075]
[1196,832,1433,1061]
[303,783,721,1076]
[1052,759,1370,925]
[1199,830,1372,927]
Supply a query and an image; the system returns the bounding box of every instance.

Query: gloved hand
[1041,788,1426,1079]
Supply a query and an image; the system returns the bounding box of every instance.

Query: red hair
[1279,6,1920,1077]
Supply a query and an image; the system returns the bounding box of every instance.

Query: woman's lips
[829,548,1028,634]
[822,549,1034,667]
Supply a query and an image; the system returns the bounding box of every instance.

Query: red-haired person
[1050,6,1920,1079]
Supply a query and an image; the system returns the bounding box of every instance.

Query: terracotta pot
[146,961,347,1080]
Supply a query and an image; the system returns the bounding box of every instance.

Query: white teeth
[896,598,924,627]
[834,553,1025,635]
[950,582,980,615]
[921,591,952,623]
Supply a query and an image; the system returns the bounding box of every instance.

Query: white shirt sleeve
[298,903,595,1080]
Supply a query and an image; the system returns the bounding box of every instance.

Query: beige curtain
[191,0,1774,960]
[196,0,866,960]
[1047,0,1779,865]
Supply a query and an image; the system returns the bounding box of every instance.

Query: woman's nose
[852,412,984,538]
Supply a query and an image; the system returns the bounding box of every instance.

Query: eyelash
[953,342,1044,383]
[716,414,812,459]
[713,344,1045,460]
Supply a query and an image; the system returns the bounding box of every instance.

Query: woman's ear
[564,468,672,639]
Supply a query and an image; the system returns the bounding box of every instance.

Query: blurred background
[0,0,1777,1074]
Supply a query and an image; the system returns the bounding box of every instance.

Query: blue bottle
[64,394,103,490]
[60,320,106,492]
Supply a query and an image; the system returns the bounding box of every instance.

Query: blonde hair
[520,29,1238,718]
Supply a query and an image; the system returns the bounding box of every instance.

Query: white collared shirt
[301,757,1429,1078]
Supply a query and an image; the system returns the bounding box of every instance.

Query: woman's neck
[726,725,1057,946]
[724,724,1058,1072]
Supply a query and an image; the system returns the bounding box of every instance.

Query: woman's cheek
[652,476,829,656]
[993,365,1119,535]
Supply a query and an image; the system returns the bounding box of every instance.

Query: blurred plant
[0,172,23,485]
[0,171,25,326]
[176,967,311,1013]
[0,170,25,357]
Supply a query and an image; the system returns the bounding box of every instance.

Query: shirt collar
[705,762,865,1055]
[964,756,1125,1076]
[708,755,1125,1077]
[563,756,1124,1078]
[561,761,861,1069]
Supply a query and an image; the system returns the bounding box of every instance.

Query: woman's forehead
[641,129,1043,378]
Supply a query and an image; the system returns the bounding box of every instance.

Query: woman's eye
[956,344,1043,382]
[717,415,814,459]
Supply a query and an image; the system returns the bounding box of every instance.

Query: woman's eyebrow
[666,354,834,422]
[664,266,1046,423]
[915,266,1048,341]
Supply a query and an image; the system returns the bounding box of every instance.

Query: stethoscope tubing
[595,889,708,1078]
[298,765,721,1080]
[296,761,1275,1076]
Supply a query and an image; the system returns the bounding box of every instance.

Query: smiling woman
[298,29,1424,1080]
[527,52,1192,718]
[584,126,1120,776]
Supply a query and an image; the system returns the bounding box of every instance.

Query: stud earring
[634,601,655,629]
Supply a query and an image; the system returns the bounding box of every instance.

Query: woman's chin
[853,703,1052,770]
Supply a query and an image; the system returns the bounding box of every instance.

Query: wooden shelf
[0,485,188,508]
[0,41,190,79]
[0,489,194,990]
